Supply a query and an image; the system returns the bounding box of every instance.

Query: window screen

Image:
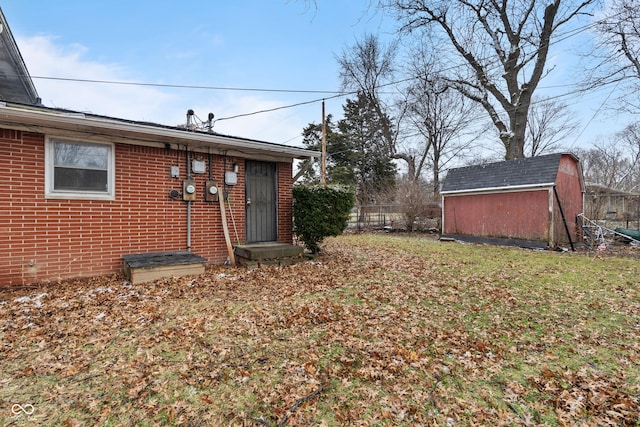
[45,138,115,200]
[53,142,109,192]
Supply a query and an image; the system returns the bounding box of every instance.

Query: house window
[45,138,115,200]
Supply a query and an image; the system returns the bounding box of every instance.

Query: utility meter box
[183,179,197,201]
[192,159,206,174]
[225,171,238,186]
[204,180,219,202]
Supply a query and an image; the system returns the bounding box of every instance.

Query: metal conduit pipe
[186,147,192,250]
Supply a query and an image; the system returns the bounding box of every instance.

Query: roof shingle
[441,153,570,193]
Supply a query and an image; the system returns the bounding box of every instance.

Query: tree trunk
[505,127,526,160]
[393,153,417,182]
[505,90,531,159]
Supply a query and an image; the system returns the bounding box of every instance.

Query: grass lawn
[1,234,639,426]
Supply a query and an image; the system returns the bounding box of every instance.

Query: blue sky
[1,1,634,153]
[2,1,393,147]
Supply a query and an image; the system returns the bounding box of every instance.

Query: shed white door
[245,160,277,243]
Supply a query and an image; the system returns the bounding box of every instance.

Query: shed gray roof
[442,153,575,193]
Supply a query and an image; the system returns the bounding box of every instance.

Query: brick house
[441,153,584,249]
[0,9,316,286]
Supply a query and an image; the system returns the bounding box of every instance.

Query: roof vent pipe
[206,112,214,133]
[186,109,195,130]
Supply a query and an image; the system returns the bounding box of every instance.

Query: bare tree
[385,0,596,160]
[590,0,640,112]
[337,34,418,179]
[579,143,628,189]
[525,98,580,157]
[578,123,640,222]
[578,124,640,192]
[617,121,640,191]
[394,177,438,231]
[405,44,480,195]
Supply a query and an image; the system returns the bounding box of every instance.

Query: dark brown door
[245,160,277,243]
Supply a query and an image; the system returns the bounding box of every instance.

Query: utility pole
[321,99,327,185]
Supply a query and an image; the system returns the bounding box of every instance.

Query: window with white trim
[45,138,115,200]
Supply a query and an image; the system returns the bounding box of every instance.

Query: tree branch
[277,386,326,427]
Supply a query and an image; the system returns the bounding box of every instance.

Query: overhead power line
[29,75,344,95]
[22,6,633,125]
[24,74,355,123]
[214,93,346,122]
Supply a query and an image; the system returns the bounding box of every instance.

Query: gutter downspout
[186,147,192,251]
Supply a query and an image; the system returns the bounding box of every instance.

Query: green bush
[293,185,355,254]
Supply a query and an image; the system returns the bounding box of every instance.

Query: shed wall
[553,155,583,244]
[0,128,294,286]
[443,190,550,242]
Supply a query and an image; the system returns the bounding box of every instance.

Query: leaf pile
[1,234,639,426]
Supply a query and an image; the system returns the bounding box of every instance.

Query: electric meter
[204,180,219,202]
[182,180,197,201]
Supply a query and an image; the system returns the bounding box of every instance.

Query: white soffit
[0,103,318,161]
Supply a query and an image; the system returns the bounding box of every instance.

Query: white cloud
[16,34,313,147]
[203,94,313,146]
[18,35,176,122]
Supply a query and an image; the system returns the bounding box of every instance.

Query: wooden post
[321,99,327,185]
[219,192,236,266]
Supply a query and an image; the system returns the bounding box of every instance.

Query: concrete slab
[234,244,303,261]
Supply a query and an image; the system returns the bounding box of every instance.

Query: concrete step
[234,243,304,269]
[234,243,303,260]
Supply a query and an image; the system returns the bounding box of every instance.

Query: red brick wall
[0,129,294,286]
[277,162,293,244]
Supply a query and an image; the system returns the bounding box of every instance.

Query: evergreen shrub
[293,185,355,254]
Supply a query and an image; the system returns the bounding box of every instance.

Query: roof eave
[0,102,318,161]
[441,182,556,196]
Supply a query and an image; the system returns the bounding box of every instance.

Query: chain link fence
[347,204,442,232]
[584,193,640,230]
[347,194,639,236]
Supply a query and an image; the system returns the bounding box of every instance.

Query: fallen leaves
[0,234,639,425]
[528,366,639,425]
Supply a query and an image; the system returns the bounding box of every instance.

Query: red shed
[441,153,584,249]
